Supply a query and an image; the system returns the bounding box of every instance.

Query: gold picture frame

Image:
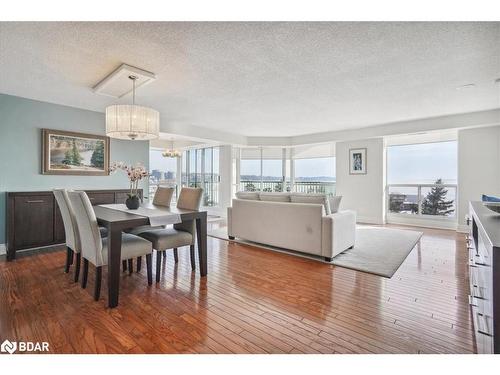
[42,129,110,175]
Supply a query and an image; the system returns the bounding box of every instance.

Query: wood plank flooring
[0,223,476,353]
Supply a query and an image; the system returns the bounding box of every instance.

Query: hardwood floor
[0,224,475,353]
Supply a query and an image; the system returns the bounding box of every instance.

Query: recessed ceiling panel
[93,64,156,98]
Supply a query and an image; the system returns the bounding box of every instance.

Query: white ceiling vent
[93,64,156,98]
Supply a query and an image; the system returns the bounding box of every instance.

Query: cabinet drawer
[115,192,129,204]
[476,232,491,265]
[13,195,54,248]
[86,192,115,205]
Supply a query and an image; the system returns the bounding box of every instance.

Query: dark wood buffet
[467,201,500,353]
[5,189,143,261]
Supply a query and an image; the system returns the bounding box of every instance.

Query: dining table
[93,203,208,308]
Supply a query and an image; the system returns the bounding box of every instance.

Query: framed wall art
[42,129,110,175]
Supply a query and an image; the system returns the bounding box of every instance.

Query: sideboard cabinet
[467,201,500,353]
[5,189,142,260]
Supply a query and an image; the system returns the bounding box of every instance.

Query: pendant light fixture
[105,75,159,140]
[162,139,182,158]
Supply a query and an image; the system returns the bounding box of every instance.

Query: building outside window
[149,148,178,199]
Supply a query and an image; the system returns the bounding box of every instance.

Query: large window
[387,141,457,218]
[293,144,336,194]
[293,157,336,194]
[239,148,285,192]
[182,147,220,207]
[262,148,284,192]
[237,145,336,194]
[240,148,262,191]
[149,148,178,199]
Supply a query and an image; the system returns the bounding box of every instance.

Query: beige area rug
[208,226,422,278]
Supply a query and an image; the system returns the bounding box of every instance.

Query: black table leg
[107,225,122,308]
[195,214,207,277]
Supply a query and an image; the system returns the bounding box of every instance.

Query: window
[387,141,457,218]
[239,148,285,192]
[262,148,284,192]
[237,144,336,195]
[182,147,220,207]
[149,148,178,199]
[240,156,261,191]
[387,141,457,185]
[293,144,336,194]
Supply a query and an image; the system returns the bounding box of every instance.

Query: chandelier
[105,75,159,140]
[162,140,182,158]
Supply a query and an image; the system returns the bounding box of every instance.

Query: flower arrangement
[110,161,149,198]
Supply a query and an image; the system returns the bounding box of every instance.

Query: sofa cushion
[259,192,291,202]
[235,191,260,200]
[329,195,342,213]
[290,193,331,215]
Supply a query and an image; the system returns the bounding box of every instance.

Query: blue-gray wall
[0,94,149,244]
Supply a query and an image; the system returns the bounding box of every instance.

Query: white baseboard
[356,216,385,225]
[0,244,6,256]
[387,215,458,231]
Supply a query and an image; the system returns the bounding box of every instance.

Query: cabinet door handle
[474,261,488,267]
[26,200,44,203]
[468,295,478,307]
[472,286,487,300]
[469,259,488,267]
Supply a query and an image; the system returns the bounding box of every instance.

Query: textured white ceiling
[0,22,499,137]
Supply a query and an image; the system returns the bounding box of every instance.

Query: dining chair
[68,191,153,301]
[127,186,176,272]
[54,189,109,282]
[137,187,203,282]
[53,189,81,281]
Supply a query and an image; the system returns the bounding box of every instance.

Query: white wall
[335,138,385,224]
[457,126,500,231]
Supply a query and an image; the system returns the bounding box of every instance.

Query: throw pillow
[482,194,500,202]
[290,193,331,215]
[235,191,260,200]
[329,195,342,213]
[259,192,291,202]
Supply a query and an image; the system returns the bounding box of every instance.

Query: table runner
[99,204,182,226]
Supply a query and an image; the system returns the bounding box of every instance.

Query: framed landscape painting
[42,129,110,175]
[349,148,367,175]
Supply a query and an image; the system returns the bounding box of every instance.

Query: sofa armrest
[321,210,356,258]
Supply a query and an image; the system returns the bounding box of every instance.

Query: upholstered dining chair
[53,189,81,281]
[127,186,175,273]
[54,189,108,282]
[137,187,203,282]
[68,191,153,301]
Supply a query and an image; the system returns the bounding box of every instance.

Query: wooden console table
[5,189,143,260]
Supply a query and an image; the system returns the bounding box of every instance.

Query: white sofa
[227,193,356,261]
